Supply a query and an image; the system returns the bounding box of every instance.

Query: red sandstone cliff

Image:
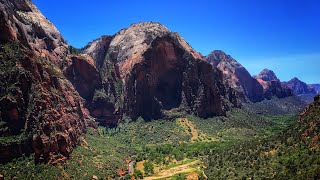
[255,69,293,99]
[206,50,264,103]
[81,22,239,123]
[0,0,92,163]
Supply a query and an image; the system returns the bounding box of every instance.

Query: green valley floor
[1,107,319,179]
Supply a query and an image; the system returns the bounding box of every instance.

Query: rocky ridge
[282,77,316,95]
[255,69,293,99]
[206,50,264,103]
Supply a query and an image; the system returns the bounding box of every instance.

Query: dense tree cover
[204,117,320,179]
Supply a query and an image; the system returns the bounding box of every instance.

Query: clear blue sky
[33,0,320,84]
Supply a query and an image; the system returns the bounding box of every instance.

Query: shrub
[143,161,154,176]
[133,169,143,179]
[92,89,112,104]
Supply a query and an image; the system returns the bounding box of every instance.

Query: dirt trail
[144,160,199,180]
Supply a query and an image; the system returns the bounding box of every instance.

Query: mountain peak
[255,69,293,99]
[109,21,202,68]
[115,21,170,38]
[291,77,300,81]
[207,50,231,60]
[257,69,279,81]
[284,77,316,95]
[205,49,264,103]
[206,50,240,67]
[129,21,167,28]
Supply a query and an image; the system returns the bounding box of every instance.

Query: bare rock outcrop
[0,0,68,61]
[206,50,264,103]
[83,35,113,69]
[84,22,238,122]
[255,69,293,99]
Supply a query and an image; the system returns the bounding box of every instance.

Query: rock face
[62,55,101,99]
[0,0,68,61]
[309,84,320,94]
[283,77,316,95]
[206,50,264,103]
[83,35,113,69]
[0,0,91,163]
[255,69,293,99]
[83,22,238,122]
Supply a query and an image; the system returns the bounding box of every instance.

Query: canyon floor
[2,96,319,179]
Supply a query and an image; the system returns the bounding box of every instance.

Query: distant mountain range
[206,51,294,102]
[283,77,314,95]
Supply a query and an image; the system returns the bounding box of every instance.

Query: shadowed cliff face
[122,38,184,119]
[206,50,264,103]
[63,55,101,99]
[83,22,238,122]
[0,0,92,164]
[122,36,227,120]
[255,69,293,99]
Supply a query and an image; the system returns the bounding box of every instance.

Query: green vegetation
[143,161,154,176]
[0,43,30,138]
[92,89,111,104]
[68,45,81,55]
[170,173,187,180]
[133,169,144,179]
[245,96,306,116]
[0,105,319,179]
[0,132,30,145]
[204,116,320,179]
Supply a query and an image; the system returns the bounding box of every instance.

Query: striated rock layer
[0,0,92,163]
[206,50,264,103]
